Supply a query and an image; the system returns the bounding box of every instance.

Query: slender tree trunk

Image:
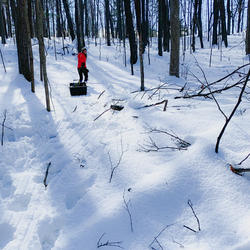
[84,0,89,37]
[191,0,198,52]
[28,0,33,38]
[35,0,50,111]
[75,0,84,52]
[124,0,137,67]
[162,0,170,52]
[227,0,231,34]
[117,0,122,40]
[158,0,163,56]
[135,0,144,90]
[246,0,250,54]
[219,0,228,47]
[6,0,12,37]
[45,0,50,38]
[62,0,75,40]
[237,0,243,33]
[212,0,219,45]
[56,0,62,37]
[169,0,180,77]
[197,0,204,48]
[0,0,6,44]
[105,0,111,45]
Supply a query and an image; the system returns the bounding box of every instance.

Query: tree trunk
[169,0,179,77]
[219,0,228,47]
[246,0,250,54]
[6,0,12,37]
[35,0,50,111]
[162,0,170,52]
[0,0,6,44]
[227,0,231,34]
[84,0,89,37]
[197,0,204,48]
[62,0,75,40]
[56,0,62,37]
[158,0,163,56]
[237,0,243,33]
[16,0,35,92]
[124,0,137,66]
[135,0,144,90]
[75,0,84,52]
[212,0,219,45]
[105,0,111,46]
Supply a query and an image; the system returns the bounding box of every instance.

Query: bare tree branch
[97,233,123,249]
[215,69,250,153]
[1,110,7,146]
[43,162,51,189]
[238,153,250,165]
[123,190,134,233]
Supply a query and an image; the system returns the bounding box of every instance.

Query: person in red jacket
[77,47,88,84]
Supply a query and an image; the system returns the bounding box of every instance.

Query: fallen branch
[72,105,77,112]
[94,107,111,121]
[183,225,197,233]
[149,224,174,250]
[138,136,185,152]
[137,100,168,111]
[238,153,250,165]
[1,110,7,146]
[94,105,124,121]
[98,90,105,100]
[123,190,134,233]
[230,164,250,175]
[187,199,201,231]
[43,162,51,189]
[97,233,123,249]
[108,140,124,183]
[146,127,191,149]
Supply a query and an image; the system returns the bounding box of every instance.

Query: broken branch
[1,110,7,146]
[43,162,51,189]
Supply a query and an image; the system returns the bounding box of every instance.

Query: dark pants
[78,67,88,82]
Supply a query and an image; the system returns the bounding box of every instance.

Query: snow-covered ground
[0,35,250,250]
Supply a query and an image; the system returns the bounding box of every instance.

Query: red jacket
[77,52,87,69]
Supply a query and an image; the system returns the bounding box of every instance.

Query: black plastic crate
[69,83,87,96]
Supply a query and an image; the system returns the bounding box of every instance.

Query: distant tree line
[0,0,249,108]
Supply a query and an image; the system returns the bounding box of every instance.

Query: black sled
[69,81,87,96]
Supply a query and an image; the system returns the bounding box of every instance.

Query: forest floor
[0,35,250,250]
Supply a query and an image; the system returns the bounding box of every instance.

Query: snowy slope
[0,35,250,250]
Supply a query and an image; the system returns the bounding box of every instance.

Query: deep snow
[0,34,250,250]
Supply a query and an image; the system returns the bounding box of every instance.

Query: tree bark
[124,0,137,66]
[16,0,35,92]
[62,0,75,40]
[218,0,228,47]
[212,0,219,45]
[162,0,170,52]
[35,0,50,111]
[135,0,145,90]
[105,0,111,45]
[158,0,163,56]
[227,0,231,34]
[169,0,180,77]
[0,0,6,44]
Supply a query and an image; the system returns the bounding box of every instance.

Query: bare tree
[35,0,51,111]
